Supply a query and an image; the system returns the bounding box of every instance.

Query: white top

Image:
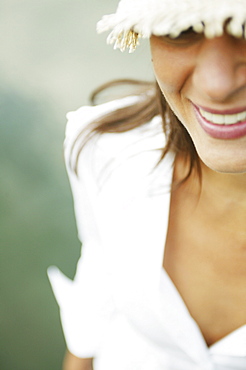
[48,96,246,370]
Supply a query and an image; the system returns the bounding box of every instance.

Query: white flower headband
[97,0,246,52]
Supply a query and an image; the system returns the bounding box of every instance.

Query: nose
[192,35,246,102]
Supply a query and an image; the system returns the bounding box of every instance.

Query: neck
[174,154,246,204]
[200,160,246,208]
[174,155,246,247]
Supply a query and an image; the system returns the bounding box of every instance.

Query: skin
[150,31,246,346]
[63,351,93,370]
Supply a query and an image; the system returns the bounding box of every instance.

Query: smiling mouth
[199,108,246,125]
[193,104,246,139]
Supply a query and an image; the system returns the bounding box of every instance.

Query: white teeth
[238,111,246,121]
[224,114,238,124]
[199,108,246,125]
[212,114,224,124]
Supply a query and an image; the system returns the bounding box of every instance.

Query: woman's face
[150,31,246,174]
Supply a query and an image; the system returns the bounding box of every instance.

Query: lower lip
[193,105,246,140]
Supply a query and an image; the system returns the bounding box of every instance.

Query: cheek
[150,38,196,123]
[152,52,181,94]
[150,37,193,95]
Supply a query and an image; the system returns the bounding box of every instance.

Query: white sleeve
[47,101,129,358]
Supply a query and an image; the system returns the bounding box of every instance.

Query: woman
[48,0,246,369]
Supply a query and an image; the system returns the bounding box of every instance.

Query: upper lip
[192,103,246,115]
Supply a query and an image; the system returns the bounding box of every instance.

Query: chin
[200,155,246,175]
[192,134,246,175]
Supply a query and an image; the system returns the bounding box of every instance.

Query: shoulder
[65,96,164,157]
[65,95,141,144]
[64,96,170,193]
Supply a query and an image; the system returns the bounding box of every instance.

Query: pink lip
[192,104,246,140]
[196,104,246,115]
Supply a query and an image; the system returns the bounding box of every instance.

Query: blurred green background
[0,1,151,369]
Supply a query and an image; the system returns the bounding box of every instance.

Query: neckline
[157,154,246,354]
[160,267,246,353]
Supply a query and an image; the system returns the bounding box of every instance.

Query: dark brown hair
[71,79,200,182]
